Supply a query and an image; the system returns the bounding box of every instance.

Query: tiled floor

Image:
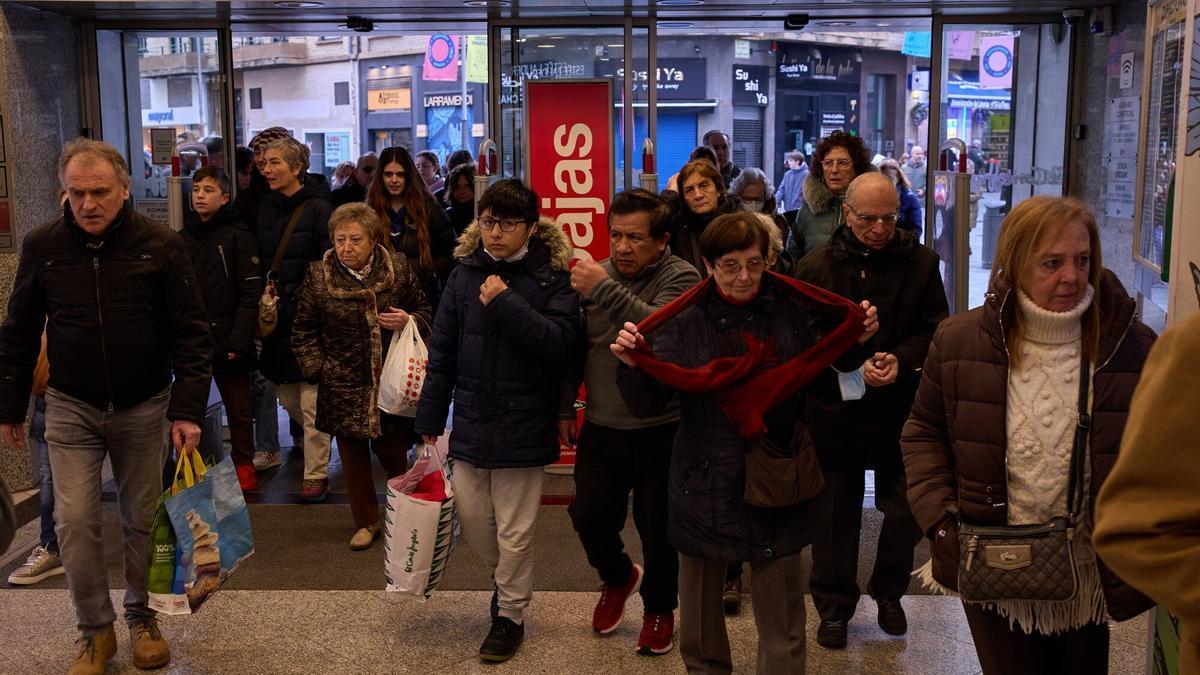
[0,588,1149,674]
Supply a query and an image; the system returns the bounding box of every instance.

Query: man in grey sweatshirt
[559,189,701,656]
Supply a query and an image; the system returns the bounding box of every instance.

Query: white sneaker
[7,545,65,585]
[253,449,281,471]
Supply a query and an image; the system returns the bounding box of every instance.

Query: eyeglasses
[714,257,766,275]
[479,216,525,232]
[847,205,899,227]
[821,158,852,170]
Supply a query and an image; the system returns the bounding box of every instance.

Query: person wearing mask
[331,152,378,208]
[1093,312,1200,675]
[433,149,474,204]
[703,130,742,189]
[292,203,431,550]
[794,173,948,650]
[787,131,876,260]
[6,329,64,586]
[902,196,1155,674]
[414,180,578,663]
[664,159,738,276]
[443,162,476,236]
[367,146,457,312]
[900,145,927,200]
[774,151,808,213]
[415,150,444,195]
[878,159,923,239]
[560,189,701,656]
[612,212,879,675]
[730,168,788,242]
[666,146,719,193]
[0,138,210,674]
[257,136,335,503]
[182,167,264,492]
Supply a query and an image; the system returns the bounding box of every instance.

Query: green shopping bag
[147,446,207,615]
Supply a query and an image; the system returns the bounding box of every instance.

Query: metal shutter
[613,113,697,192]
[732,106,764,171]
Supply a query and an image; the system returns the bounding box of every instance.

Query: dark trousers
[213,371,255,467]
[963,603,1109,675]
[335,415,411,528]
[568,421,678,614]
[809,462,922,621]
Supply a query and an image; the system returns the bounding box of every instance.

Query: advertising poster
[979,35,1016,89]
[425,105,474,163]
[423,34,460,82]
[524,80,614,470]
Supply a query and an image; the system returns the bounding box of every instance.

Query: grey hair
[729,167,773,199]
[264,137,310,174]
[58,138,131,188]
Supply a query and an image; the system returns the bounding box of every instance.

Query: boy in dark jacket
[184,167,264,491]
[415,179,578,664]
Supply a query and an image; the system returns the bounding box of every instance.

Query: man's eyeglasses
[847,205,899,226]
[714,257,766,275]
[821,158,852,170]
[479,216,525,232]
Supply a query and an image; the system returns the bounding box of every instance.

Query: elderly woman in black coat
[612,212,878,674]
[292,203,431,550]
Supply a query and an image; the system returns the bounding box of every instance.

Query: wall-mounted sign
[593,58,706,100]
[1104,95,1140,219]
[466,35,489,84]
[367,87,412,111]
[777,45,861,85]
[732,65,770,107]
[423,93,474,108]
[501,60,589,105]
[735,40,751,60]
[150,127,175,165]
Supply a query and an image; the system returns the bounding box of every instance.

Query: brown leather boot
[67,629,116,675]
[130,618,171,669]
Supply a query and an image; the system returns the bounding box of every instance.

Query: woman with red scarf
[612,212,878,673]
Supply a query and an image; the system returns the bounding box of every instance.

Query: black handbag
[956,357,1090,603]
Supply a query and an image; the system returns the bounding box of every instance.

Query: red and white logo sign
[524,80,614,469]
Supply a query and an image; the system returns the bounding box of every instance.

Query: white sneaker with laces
[252,449,281,471]
[7,545,65,585]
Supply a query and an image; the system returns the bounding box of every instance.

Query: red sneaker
[636,612,675,655]
[235,463,258,492]
[593,563,642,634]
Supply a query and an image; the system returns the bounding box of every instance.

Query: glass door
[933,22,1074,311]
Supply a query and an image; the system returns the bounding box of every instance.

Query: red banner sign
[524,80,614,470]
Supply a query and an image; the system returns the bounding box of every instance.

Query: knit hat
[250,126,291,153]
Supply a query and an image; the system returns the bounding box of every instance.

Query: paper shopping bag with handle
[384,441,459,600]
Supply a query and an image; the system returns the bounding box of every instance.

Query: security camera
[784,14,809,31]
[1062,9,1086,26]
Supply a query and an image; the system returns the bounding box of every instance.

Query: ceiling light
[536,44,556,48]
[816,20,854,26]
[657,21,694,28]
[274,1,323,7]
[607,43,623,48]
[656,0,703,4]
[463,0,510,6]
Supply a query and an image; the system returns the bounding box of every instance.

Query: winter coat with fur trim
[786,173,846,260]
[414,218,578,469]
[291,247,431,439]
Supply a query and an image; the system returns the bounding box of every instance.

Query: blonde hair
[991,196,1103,367]
[328,203,389,250]
[755,213,783,265]
[58,138,130,188]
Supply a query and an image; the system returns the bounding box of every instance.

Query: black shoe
[722,577,742,616]
[479,617,524,663]
[490,589,499,621]
[876,597,908,636]
[816,620,848,649]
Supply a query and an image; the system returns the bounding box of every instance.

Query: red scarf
[627,272,865,437]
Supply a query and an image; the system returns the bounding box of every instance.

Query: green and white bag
[384,442,458,600]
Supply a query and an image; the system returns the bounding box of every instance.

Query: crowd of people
[0,127,1194,675]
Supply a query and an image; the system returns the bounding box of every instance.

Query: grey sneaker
[253,449,282,471]
[8,545,65,585]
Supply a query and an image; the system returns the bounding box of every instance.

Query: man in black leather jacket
[0,138,210,674]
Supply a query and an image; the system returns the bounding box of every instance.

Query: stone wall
[0,5,81,489]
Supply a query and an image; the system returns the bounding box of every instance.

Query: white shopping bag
[384,442,459,600]
[378,318,428,417]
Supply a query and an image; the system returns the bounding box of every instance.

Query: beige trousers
[275,381,331,480]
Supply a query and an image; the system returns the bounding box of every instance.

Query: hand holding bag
[257,200,310,338]
[956,357,1091,603]
[378,317,428,417]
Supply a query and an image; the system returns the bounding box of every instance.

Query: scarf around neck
[627,272,865,437]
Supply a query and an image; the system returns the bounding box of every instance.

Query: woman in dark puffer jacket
[662,159,738,276]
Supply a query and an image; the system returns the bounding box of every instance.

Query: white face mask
[741,199,764,213]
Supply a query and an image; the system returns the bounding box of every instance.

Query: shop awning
[946,82,1011,110]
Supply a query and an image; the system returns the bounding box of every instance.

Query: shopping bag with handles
[378,319,428,417]
[384,441,458,600]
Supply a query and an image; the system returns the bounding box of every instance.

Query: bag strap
[268,200,310,280]
[1065,356,1091,520]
